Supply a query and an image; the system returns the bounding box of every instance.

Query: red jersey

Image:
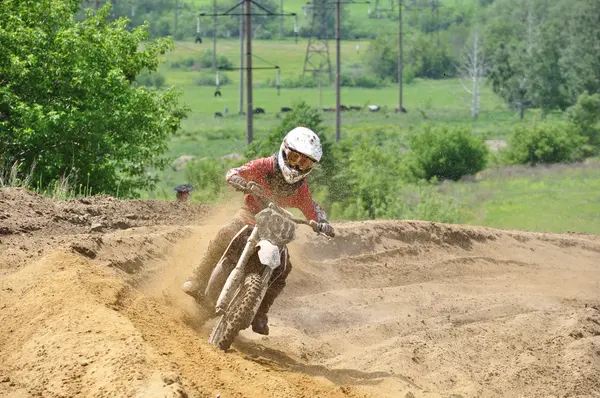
[226,156,327,222]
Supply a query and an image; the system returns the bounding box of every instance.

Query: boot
[182,217,246,303]
[250,255,293,335]
[251,313,270,335]
[181,280,204,304]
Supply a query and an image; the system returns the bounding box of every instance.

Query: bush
[168,51,234,71]
[340,73,388,88]
[395,182,462,224]
[195,72,231,86]
[406,125,489,181]
[168,56,196,69]
[501,123,586,165]
[184,158,239,203]
[266,75,321,89]
[198,50,234,70]
[566,92,600,156]
[136,71,166,89]
[325,135,407,220]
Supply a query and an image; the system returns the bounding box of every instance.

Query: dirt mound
[0,188,208,273]
[0,187,207,236]
[1,188,599,397]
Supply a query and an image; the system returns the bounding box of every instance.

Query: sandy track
[1,188,599,397]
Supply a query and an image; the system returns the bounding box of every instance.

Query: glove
[228,174,248,192]
[316,222,335,237]
[246,181,267,197]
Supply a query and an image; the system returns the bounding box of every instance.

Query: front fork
[215,228,261,314]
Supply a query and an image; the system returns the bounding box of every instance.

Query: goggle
[284,147,317,170]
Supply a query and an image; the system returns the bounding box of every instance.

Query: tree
[566,92,600,155]
[487,42,531,119]
[365,31,455,82]
[458,26,489,120]
[553,0,600,103]
[485,0,577,117]
[0,0,188,197]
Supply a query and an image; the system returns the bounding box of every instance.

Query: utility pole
[304,0,370,141]
[335,0,341,142]
[174,0,179,35]
[213,0,218,69]
[374,0,440,113]
[245,0,253,144]
[239,15,245,115]
[318,61,324,110]
[280,0,284,38]
[398,0,402,112]
[200,2,296,144]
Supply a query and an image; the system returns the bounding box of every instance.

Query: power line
[304,0,371,142]
[199,0,297,144]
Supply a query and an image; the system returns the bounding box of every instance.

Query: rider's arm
[295,183,328,223]
[225,158,271,191]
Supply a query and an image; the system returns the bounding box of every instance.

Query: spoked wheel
[208,273,263,351]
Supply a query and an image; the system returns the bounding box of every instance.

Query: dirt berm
[1,188,599,398]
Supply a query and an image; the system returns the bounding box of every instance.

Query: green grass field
[161,39,553,144]
[442,161,600,235]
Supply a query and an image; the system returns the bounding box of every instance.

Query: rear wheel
[208,273,263,351]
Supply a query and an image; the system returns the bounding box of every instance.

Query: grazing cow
[349,106,362,111]
[367,105,380,112]
[214,112,223,118]
[395,106,408,113]
[253,107,266,114]
[322,107,335,112]
[339,105,349,111]
[280,107,293,113]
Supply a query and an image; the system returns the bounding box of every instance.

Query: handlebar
[246,186,335,238]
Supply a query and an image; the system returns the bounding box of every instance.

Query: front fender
[256,240,281,269]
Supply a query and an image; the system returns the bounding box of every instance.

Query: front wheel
[208,273,263,351]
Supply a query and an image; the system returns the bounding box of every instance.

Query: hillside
[1,188,599,397]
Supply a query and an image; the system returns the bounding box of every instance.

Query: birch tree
[459,26,488,120]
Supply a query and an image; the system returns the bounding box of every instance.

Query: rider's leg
[182,209,253,302]
[252,251,293,335]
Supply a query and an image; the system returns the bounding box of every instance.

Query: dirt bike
[202,193,334,351]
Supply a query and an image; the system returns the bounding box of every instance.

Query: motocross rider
[181,126,335,336]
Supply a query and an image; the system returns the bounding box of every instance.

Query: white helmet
[277,126,322,184]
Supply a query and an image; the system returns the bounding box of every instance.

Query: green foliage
[364,35,398,82]
[195,72,232,86]
[365,32,455,82]
[168,56,197,69]
[266,75,322,89]
[566,92,600,155]
[551,0,600,103]
[396,182,462,224]
[484,0,600,117]
[502,123,586,166]
[184,158,236,203]
[136,70,167,88]
[326,136,406,219]
[266,73,388,89]
[0,0,188,197]
[406,125,489,182]
[197,50,234,70]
